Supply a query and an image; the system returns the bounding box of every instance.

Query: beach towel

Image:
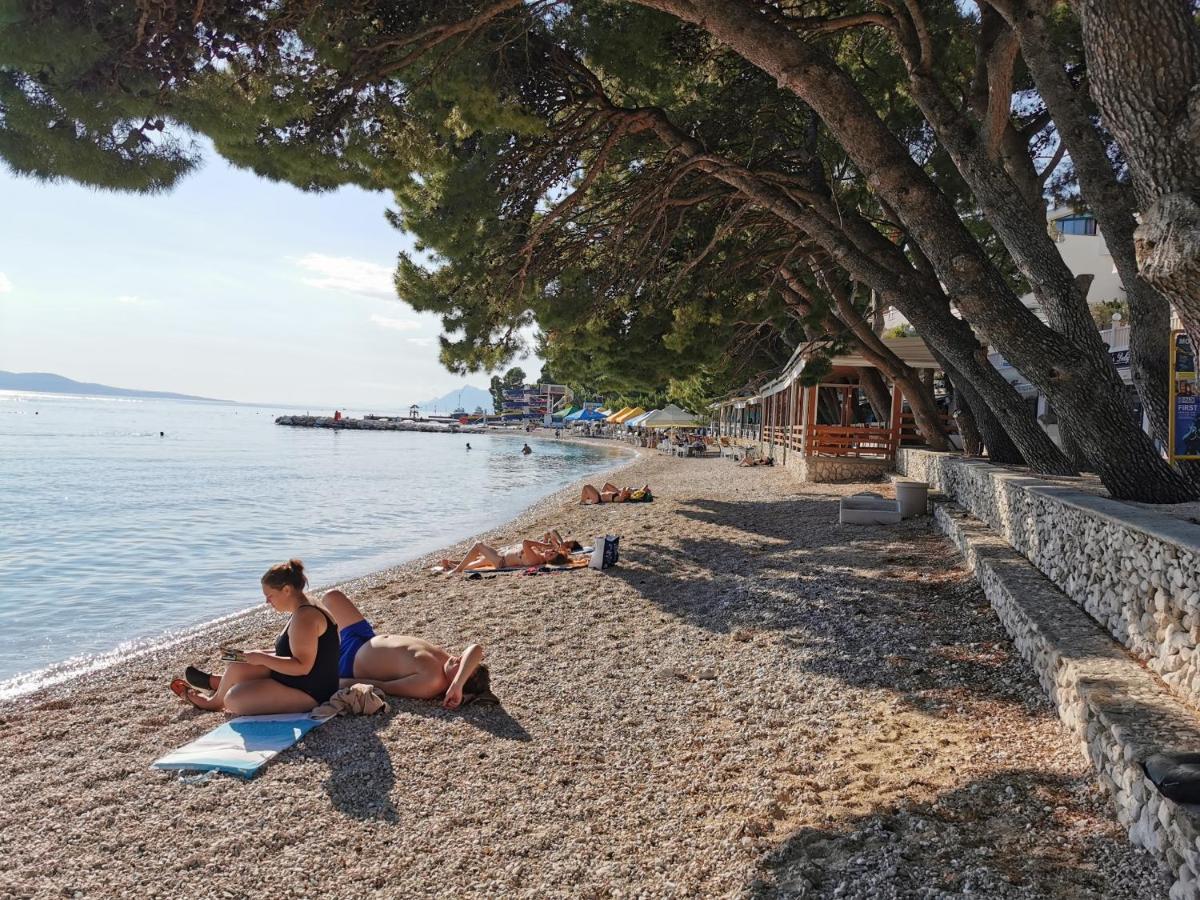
[152,712,331,779]
[431,547,594,576]
[311,683,388,718]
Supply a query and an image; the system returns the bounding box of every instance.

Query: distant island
[0,371,229,403]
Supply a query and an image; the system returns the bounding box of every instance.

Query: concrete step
[935,500,1200,898]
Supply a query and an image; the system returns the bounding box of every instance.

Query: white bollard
[894,480,929,518]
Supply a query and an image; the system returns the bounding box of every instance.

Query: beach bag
[589,535,620,570]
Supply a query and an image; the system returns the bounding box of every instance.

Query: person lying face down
[439,529,578,574]
[581,482,652,504]
[173,559,341,715]
[320,590,493,709]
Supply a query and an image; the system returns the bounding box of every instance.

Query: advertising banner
[1171,330,1200,461]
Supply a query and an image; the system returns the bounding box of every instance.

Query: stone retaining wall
[760,442,893,483]
[898,450,1200,713]
[936,502,1200,898]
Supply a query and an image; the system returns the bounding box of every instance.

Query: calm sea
[0,391,628,697]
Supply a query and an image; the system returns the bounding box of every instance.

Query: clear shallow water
[0,391,628,695]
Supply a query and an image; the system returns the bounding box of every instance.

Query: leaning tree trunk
[1003,0,1174,450]
[639,89,1059,471]
[638,108,1025,459]
[949,385,985,457]
[786,267,952,450]
[1072,0,1200,354]
[642,0,1195,502]
[858,368,894,425]
[934,349,1024,464]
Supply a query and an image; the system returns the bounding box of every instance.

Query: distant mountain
[0,371,229,403]
[419,384,493,413]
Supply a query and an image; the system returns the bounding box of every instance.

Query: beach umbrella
[626,409,656,427]
[604,406,632,423]
[615,406,645,424]
[575,407,607,421]
[639,404,702,427]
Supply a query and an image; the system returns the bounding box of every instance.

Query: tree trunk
[950,385,985,457]
[934,349,1025,464]
[1072,0,1200,353]
[858,368,893,425]
[1002,0,1174,449]
[941,363,984,456]
[636,106,1061,467]
[791,268,951,450]
[638,0,1196,502]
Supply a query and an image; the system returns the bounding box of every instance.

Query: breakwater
[275,414,486,433]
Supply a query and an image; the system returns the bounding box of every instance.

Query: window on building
[1055,215,1098,236]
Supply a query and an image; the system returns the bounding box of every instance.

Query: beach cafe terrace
[713,336,956,482]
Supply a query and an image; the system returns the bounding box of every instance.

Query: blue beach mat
[152,713,331,779]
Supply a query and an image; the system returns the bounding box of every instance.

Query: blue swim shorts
[338,619,377,679]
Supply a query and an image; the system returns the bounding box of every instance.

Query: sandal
[184,665,215,691]
[169,677,205,708]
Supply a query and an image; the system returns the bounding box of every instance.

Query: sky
[0,145,538,410]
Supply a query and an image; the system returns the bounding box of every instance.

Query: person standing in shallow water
[172,559,340,714]
[522,443,532,455]
[466,442,471,450]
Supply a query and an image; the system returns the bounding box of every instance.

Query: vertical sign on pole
[1170,330,1200,462]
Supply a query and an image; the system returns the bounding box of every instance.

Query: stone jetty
[275,414,485,434]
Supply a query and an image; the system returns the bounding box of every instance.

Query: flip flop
[169,678,205,708]
[184,665,215,691]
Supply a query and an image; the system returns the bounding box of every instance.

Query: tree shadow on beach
[744,769,1167,899]
[610,496,1036,714]
[305,713,400,822]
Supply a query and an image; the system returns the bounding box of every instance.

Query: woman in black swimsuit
[172,559,340,714]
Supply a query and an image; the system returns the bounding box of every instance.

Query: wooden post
[804,385,816,456]
[889,379,904,457]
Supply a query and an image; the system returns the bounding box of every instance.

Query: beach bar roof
[626,409,657,427]
[605,406,633,423]
[640,404,702,427]
[614,406,645,424]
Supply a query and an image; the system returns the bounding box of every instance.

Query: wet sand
[0,450,1167,898]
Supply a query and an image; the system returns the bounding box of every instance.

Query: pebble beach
[0,448,1169,899]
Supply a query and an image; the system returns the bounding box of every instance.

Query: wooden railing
[899,411,958,446]
[808,424,896,458]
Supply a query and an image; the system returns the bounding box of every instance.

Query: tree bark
[1071,0,1200,354]
[633,0,1195,501]
[630,104,1067,469]
[998,0,1174,450]
[934,349,1025,464]
[950,384,985,457]
[858,368,894,425]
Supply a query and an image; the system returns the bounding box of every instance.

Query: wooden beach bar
[714,337,955,482]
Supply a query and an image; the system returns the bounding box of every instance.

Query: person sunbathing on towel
[440,529,575,574]
[173,559,340,714]
[319,590,493,709]
[581,482,652,504]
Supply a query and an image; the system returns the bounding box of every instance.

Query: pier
[275,414,485,434]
